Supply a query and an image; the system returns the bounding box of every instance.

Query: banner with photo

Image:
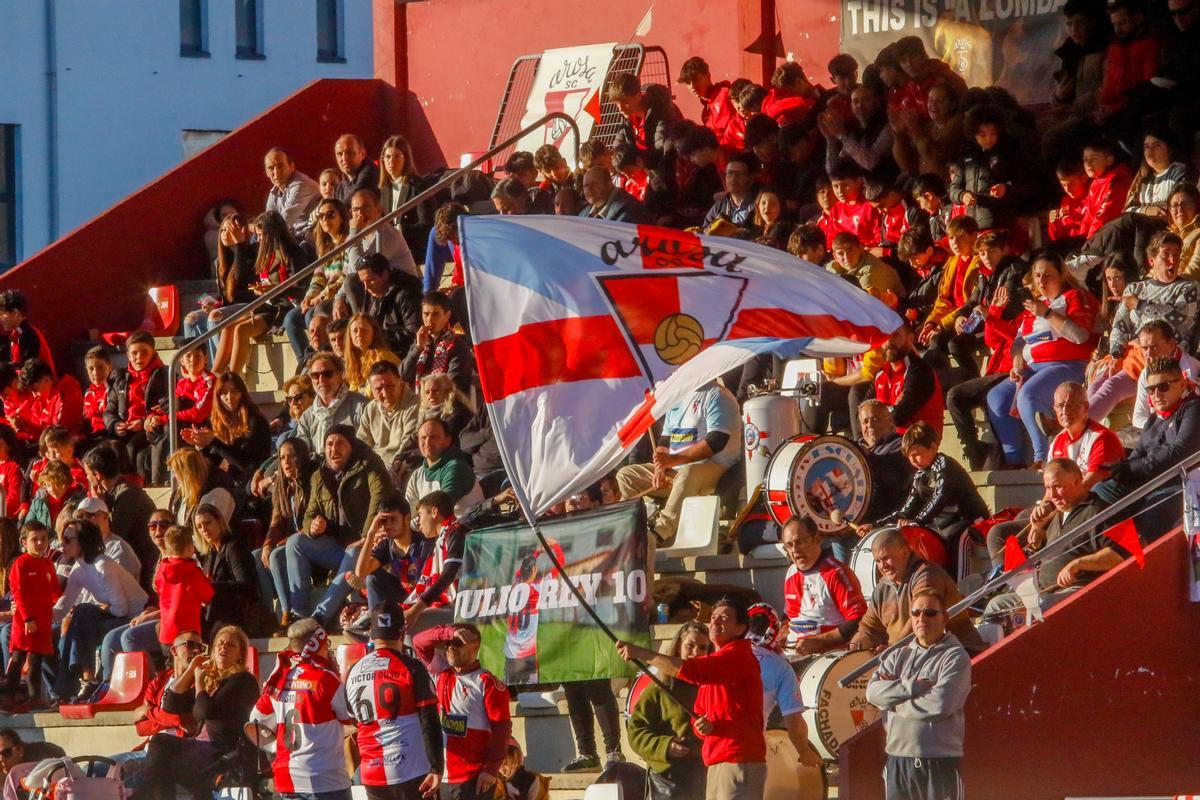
[838,0,1067,105]
[455,501,652,685]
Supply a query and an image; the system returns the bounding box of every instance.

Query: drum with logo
[764,435,872,532]
[793,650,881,761]
[764,729,828,799]
[743,392,801,496]
[850,525,951,597]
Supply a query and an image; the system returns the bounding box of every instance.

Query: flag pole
[512,499,698,719]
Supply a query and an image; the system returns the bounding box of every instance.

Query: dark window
[235,0,263,59]
[0,126,18,271]
[316,0,344,62]
[179,0,208,57]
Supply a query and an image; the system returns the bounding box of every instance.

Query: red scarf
[415,329,456,381]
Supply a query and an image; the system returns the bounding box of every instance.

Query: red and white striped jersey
[344,648,439,787]
[783,552,867,648]
[436,666,510,784]
[250,658,352,795]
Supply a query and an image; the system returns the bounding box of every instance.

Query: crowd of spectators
[0,2,1196,796]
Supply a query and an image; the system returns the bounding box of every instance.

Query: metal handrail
[167,112,582,454]
[838,446,1200,687]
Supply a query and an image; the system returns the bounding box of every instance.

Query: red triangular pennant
[1003,536,1026,572]
[1104,517,1145,568]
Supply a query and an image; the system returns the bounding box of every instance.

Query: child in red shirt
[5,521,60,711]
[0,427,22,519]
[1079,139,1133,239]
[28,426,87,489]
[829,161,882,247]
[1048,157,1092,244]
[154,525,214,645]
[612,145,650,203]
[81,346,113,443]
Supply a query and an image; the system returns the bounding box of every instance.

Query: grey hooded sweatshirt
[865,632,972,758]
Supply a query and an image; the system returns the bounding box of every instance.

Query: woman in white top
[53,519,148,703]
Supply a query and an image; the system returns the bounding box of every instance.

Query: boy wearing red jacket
[1047,158,1091,245]
[4,522,60,712]
[155,525,214,646]
[104,331,168,482]
[1079,139,1133,239]
[81,346,113,444]
[829,161,882,248]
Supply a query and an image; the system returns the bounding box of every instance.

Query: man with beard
[853,323,943,439]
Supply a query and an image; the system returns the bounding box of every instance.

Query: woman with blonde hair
[285,197,349,362]
[166,447,235,529]
[132,624,259,800]
[418,373,473,439]
[193,504,257,634]
[182,372,271,484]
[343,314,401,392]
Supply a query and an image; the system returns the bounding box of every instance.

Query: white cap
[76,496,110,516]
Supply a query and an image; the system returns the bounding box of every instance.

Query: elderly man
[867,589,971,800]
[847,529,984,655]
[857,400,915,524]
[405,417,483,516]
[578,167,650,223]
[1048,382,1123,489]
[780,517,867,656]
[333,133,380,205]
[339,190,420,316]
[356,252,423,354]
[616,380,740,544]
[1095,356,1200,542]
[356,360,420,468]
[294,352,368,449]
[1130,320,1200,431]
[264,147,320,238]
[984,458,1126,619]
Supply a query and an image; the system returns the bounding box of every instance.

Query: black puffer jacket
[612,83,682,169]
[1118,393,1200,486]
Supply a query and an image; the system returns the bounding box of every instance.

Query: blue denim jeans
[986,360,1087,464]
[282,305,316,363]
[284,533,346,617]
[314,544,363,626]
[183,303,247,362]
[100,618,161,681]
[57,604,127,696]
[254,544,291,618]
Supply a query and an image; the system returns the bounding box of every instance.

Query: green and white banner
[455,501,652,685]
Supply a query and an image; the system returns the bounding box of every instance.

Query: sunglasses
[285,393,308,404]
[148,520,171,529]
[309,369,336,380]
[1146,378,1180,394]
[910,608,941,618]
[172,640,207,653]
[317,210,340,220]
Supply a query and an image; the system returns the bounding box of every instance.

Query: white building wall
[0,0,374,265]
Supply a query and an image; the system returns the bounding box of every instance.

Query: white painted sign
[514,42,617,167]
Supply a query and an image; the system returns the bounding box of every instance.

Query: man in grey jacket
[866,588,971,800]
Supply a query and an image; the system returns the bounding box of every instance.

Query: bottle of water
[961,305,986,334]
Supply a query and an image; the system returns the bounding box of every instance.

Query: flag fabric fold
[460,216,903,516]
[1002,535,1026,572]
[1104,517,1145,568]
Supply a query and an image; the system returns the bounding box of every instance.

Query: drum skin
[764,729,828,799]
[793,650,881,761]
[764,435,873,532]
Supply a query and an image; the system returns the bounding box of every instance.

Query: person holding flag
[343,601,444,800]
[246,618,353,800]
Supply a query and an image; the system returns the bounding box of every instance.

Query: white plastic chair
[658,495,720,559]
[584,784,623,800]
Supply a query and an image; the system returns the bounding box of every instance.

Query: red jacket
[82,381,109,434]
[28,457,87,490]
[830,199,882,247]
[1047,187,1091,242]
[13,378,83,443]
[155,557,215,644]
[125,355,166,424]
[984,298,1020,376]
[761,87,816,126]
[0,460,20,518]
[721,114,746,152]
[874,356,944,435]
[677,638,765,765]
[136,669,195,740]
[174,370,216,426]
[700,81,737,143]
[1080,164,1133,239]
[1099,32,1160,109]
[10,553,60,655]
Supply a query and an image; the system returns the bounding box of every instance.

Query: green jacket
[304,442,392,544]
[627,679,703,779]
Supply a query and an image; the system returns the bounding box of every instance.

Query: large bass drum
[850,525,950,598]
[793,650,881,761]
[764,435,873,532]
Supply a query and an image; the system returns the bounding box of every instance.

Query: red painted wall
[402,0,840,170]
[1,78,400,365]
[839,531,1200,799]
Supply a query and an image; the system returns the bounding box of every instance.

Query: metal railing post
[166,113,581,459]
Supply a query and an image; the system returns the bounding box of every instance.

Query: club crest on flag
[594,270,749,386]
